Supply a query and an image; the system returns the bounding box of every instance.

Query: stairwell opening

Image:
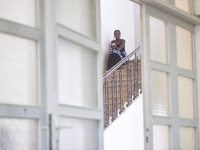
[101,0,141,71]
[101,0,144,150]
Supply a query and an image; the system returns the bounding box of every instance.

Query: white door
[45,0,104,149]
[0,0,103,149]
[142,3,200,150]
[0,0,48,149]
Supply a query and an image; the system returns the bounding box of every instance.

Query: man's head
[114,30,121,39]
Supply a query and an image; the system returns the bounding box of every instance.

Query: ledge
[141,0,200,25]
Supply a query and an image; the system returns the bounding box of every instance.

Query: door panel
[48,0,103,149]
[153,125,170,150]
[58,117,98,150]
[0,118,38,150]
[0,0,37,27]
[0,32,38,106]
[56,0,96,38]
[57,37,97,108]
[150,16,168,64]
[151,70,170,117]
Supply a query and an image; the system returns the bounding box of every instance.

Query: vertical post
[119,66,125,114]
[104,78,109,128]
[139,56,142,94]
[111,72,118,122]
[195,25,200,149]
[134,54,139,100]
[126,59,133,107]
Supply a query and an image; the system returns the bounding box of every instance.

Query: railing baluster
[126,59,133,107]
[136,56,139,96]
[133,54,139,100]
[111,72,118,122]
[139,57,142,94]
[119,66,125,114]
[104,78,109,128]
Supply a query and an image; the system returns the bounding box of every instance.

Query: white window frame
[140,1,200,149]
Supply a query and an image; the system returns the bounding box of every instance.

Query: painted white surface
[194,0,200,15]
[134,3,141,49]
[100,0,135,70]
[104,95,144,150]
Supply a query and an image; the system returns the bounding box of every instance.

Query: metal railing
[103,46,141,129]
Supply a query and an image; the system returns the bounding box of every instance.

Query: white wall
[134,3,141,48]
[104,95,144,150]
[100,0,135,70]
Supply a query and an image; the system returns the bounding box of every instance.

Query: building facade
[0,0,200,149]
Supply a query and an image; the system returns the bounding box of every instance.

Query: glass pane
[57,37,97,108]
[59,117,98,150]
[0,32,38,106]
[150,16,168,64]
[176,26,193,70]
[153,125,170,150]
[151,70,169,117]
[175,0,191,13]
[0,118,38,150]
[0,0,36,27]
[178,76,194,119]
[56,0,96,38]
[180,127,195,150]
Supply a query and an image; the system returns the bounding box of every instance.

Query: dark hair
[114,30,121,35]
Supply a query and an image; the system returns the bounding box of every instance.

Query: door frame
[141,1,200,149]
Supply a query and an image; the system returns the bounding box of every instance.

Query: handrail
[103,46,140,79]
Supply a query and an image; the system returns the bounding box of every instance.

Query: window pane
[57,37,97,108]
[176,26,193,70]
[0,32,38,106]
[59,117,98,150]
[0,118,38,150]
[178,76,194,119]
[175,0,191,13]
[153,125,170,150]
[0,0,37,27]
[150,16,168,64]
[180,127,195,150]
[56,0,96,38]
[151,70,170,117]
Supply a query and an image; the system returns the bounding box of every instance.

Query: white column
[195,25,200,149]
